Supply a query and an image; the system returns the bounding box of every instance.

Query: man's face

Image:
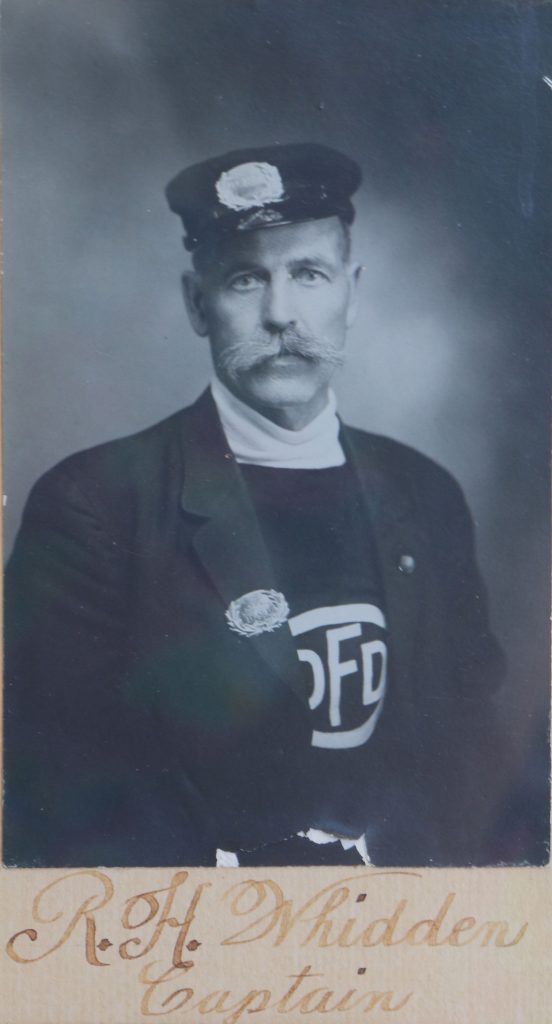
[184,216,360,423]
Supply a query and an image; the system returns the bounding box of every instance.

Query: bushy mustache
[218,326,345,383]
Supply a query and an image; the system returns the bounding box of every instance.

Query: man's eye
[293,267,328,285]
[229,273,262,292]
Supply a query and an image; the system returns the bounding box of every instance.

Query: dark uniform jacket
[3,389,505,867]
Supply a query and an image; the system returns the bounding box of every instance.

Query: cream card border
[1,862,551,1023]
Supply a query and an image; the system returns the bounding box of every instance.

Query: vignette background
[3,0,550,860]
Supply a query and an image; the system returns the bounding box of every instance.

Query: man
[3,144,505,868]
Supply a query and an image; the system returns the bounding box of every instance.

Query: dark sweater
[241,461,388,845]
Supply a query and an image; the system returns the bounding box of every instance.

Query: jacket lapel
[178,390,308,705]
[340,424,426,707]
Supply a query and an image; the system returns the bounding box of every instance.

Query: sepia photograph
[2,0,549,877]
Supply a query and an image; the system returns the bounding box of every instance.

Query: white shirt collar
[210,376,345,469]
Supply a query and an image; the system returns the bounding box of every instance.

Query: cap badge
[237,208,285,230]
[215,162,284,211]
[226,588,290,637]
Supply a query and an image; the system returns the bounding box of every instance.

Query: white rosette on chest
[225,589,290,637]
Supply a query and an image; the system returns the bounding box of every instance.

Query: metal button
[398,554,416,574]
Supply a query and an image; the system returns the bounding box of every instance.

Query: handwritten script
[5,870,528,1020]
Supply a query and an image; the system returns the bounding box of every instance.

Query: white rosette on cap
[215,162,284,211]
[225,589,290,637]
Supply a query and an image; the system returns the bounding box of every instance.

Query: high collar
[210,376,345,468]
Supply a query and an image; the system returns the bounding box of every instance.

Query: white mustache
[218,326,345,382]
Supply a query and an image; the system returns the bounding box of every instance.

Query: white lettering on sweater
[288,604,387,749]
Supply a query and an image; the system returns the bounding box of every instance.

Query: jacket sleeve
[418,462,508,863]
[433,469,505,697]
[3,463,137,865]
[4,459,218,867]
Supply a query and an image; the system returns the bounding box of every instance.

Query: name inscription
[5,870,528,1020]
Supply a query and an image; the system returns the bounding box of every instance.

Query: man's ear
[182,272,209,337]
[345,262,362,329]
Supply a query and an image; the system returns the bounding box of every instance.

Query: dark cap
[165,143,362,251]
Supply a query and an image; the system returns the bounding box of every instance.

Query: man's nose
[262,276,296,333]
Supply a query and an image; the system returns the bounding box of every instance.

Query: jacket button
[398,554,416,574]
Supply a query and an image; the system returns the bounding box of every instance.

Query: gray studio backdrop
[2,2,550,797]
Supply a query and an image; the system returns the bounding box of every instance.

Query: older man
[3,144,504,868]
